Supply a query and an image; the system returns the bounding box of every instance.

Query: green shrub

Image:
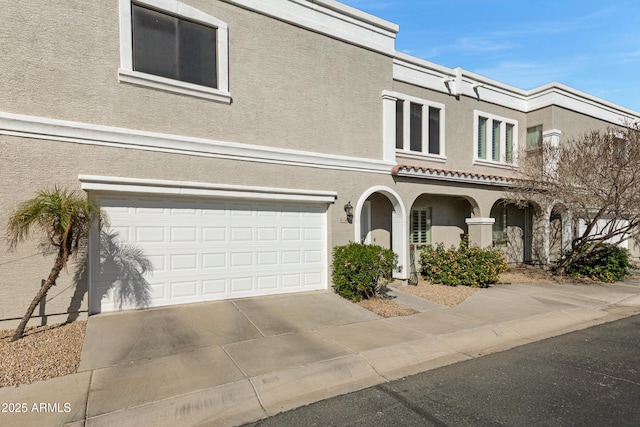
[419,239,507,288]
[332,242,398,301]
[567,244,631,282]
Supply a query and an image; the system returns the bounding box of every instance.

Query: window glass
[395,100,404,149]
[178,19,217,87]
[133,5,178,80]
[132,4,217,88]
[410,103,422,152]
[478,117,487,159]
[492,120,501,161]
[491,207,507,247]
[428,107,440,155]
[505,124,514,163]
[393,95,444,156]
[527,125,543,150]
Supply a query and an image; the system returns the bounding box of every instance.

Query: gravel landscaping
[397,280,479,307]
[357,296,419,317]
[0,321,86,388]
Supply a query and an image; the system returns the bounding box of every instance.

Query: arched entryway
[490,200,542,264]
[354,186,407,279]
[409,194,473,248]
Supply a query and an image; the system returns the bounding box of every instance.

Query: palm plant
[5,187,103,341]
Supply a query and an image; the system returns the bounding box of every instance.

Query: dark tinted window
[409,102,422,152]
[395,100,404,149]
[132,4,217,88]
[428,107,440,154]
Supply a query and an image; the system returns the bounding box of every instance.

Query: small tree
[506,123,640,275]
[5,187,103,341]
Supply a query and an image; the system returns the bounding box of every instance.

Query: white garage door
[90,195,328,313]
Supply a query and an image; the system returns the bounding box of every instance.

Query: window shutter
[410,208,431,244]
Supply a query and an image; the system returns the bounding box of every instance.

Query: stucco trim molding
[465,218,495,225]
[79,175,338,203]
[393,56,640,124]
[0,111,394,175]
[221,0,399,56]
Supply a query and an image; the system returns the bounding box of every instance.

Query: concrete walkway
[2,280,640,427]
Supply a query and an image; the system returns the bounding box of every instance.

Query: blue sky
[340,0,640,112]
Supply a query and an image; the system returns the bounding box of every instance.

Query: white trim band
[221,0,398,56]
[393,56,640,124]
[0,111,394,174]
[79,175,338,203]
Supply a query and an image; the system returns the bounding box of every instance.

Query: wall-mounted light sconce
[344,201,353,224]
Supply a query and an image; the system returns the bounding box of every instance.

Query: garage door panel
[203,279,227,295]
[257,276,278,290]
[203,227,226,242]
[170,227,198,243]
[91,196,327,313]
[202,253,227,269]
[170,280,198,299]
[136,227,166,244]
[230,277,253,292]
[256,251,278,266]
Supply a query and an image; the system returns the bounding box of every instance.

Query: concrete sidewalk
[2,280,640,427]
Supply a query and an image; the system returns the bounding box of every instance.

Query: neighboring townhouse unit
[1,0,639,327]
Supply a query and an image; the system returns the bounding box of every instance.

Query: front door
[524,208,534,263]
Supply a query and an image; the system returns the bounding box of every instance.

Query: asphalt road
[245,314,640,426]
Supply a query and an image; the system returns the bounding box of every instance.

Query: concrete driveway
[2,280,640,426]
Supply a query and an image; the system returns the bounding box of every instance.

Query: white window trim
[383,90,446,161]
[473,110,518,166]
[118,0,231,103]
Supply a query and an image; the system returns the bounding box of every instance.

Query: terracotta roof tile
[392,164,514,185]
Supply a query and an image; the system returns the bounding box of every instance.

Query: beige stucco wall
[551,106,614,141]
[0,0,390,160]
[527,105,614,143]
[367,194,392,248]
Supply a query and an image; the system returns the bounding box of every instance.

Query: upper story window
[132,4,217,88]
[526,125,543,150]
[119,0,231,103]
[390,92,445,160]
[474,111,518,166]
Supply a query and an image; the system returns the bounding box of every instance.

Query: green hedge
[567,244,632,282]
[419,239,507,288]
[331,243,398,301]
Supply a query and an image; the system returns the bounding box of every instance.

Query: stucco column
[381,91,397,163]
[466,217,495,248]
